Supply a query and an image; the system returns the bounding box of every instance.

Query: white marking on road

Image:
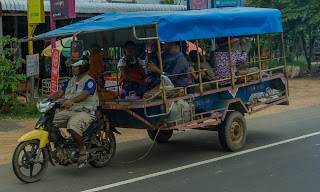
[81,131,320,192]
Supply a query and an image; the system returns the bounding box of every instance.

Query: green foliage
[0,100,41,119]
[0,35,26,113]
[268,56,306,69]
[160,0,176,4]
[11,100,41,118]
[248,0,320,70]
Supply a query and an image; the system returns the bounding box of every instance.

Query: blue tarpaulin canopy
[35,7,283,42]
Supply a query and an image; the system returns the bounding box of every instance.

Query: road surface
[0,106,319,192]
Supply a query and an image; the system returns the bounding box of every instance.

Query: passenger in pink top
[210,37,247,86]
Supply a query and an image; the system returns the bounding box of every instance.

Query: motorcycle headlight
[37,99,53,113]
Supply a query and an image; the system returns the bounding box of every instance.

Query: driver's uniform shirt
[53,75,99,136]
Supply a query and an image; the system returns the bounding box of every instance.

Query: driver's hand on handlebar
[62,99,75,109]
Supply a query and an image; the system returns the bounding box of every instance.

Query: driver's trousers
[53,110,95,136]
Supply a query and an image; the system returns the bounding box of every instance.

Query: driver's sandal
[78,152,88,169]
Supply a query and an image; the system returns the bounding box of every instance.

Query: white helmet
[65,58,90,74]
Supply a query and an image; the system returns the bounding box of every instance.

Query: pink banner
[191,0,208,10]
[50,0,76,20]
[50,49,61,95]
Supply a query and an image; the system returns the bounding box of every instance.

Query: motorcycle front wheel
[12,140,49,183]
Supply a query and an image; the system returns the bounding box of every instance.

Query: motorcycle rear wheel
[12,140,49,183]
[89,131,116,168]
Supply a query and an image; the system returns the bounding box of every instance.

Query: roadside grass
[245,56,308,72]
[0,100,41,119]
[268,56,307,70]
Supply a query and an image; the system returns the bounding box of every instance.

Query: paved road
[0,106,320,192]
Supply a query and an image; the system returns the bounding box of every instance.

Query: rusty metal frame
[196,39,203,94]
[161,113,222,130]
[257,34,263,80]
[227,37,235,88]
[221,98,249,120]
[103,76,287,131]
[124,109,156,129]
[102,74,287,110]
[165,109,224,127]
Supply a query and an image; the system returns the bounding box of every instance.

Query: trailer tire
[218,111,247,152]
[147,130,173,143]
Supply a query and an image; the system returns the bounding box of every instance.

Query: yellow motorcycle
[12,99,116,183]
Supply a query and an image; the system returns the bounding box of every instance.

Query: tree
[160,0,176,4]
[248,0,320,71]
[0,36,26,113]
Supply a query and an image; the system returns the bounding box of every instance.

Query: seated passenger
[189,50,215,91]
[187,63,200,94]
[87,32,108,87]
[189,50,216,83]
[86,32,117,100]
[147,41,189,88]
[210,37,247,86]
[145,43,161,90]
[118,41,147,98]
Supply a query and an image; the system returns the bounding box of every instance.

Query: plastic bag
[125,91,140,100]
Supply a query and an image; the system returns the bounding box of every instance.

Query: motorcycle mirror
[71,40,84,59]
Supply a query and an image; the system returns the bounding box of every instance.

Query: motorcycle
[12,99,117,183]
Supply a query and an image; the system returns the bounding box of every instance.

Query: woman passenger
[210,37,247,86]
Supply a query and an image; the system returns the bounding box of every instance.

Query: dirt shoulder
[0,78,319,165]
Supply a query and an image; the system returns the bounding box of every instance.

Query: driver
[49,58,99,168]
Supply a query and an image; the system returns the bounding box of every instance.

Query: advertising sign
[50,49,61,95]
[27,0,45,24]
[213,0,241,7]
[189,0,209,10]
[50,0,76,20]
[26,54,39,77]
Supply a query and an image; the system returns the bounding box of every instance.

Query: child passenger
[118,41,147,98]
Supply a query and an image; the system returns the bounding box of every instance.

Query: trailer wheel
[218,111,247,152]
[147,130,173,143]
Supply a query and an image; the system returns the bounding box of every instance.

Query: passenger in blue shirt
[147,41,189,88]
